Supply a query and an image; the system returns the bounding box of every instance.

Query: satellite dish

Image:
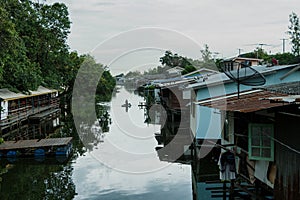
[221,61,266,98]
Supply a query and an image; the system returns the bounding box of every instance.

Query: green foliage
[199,44,218,70]
[0,1,115,107]
[241,48,269,60]
[97,70,116,102]
[159,45,218,74]
[125,71,142,78]
[159,50,190,68]
[181,65,197,75]
[288,12,300,56]
[272,52,300,65]
[242,49,300,65]
[0,4,42,92]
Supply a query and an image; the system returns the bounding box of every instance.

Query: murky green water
[0,87,193,200]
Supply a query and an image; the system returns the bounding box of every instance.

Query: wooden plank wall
[274,111,300,199]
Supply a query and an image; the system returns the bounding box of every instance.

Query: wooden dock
[0,137,72,157]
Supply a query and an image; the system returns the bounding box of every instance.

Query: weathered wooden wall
[274,112,300,200]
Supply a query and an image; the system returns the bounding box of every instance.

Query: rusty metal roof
[197,90,291,113]
[261,81,300,95]
[262,95,300,103]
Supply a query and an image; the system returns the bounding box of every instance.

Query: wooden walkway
[0,137,72,151]
[28,108,60,121]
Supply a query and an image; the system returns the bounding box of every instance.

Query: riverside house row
[144,62,300,199]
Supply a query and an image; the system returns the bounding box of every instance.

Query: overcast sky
[48,0,300,75]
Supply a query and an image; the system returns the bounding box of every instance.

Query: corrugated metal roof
[187,64,299,89]
[0,89,27,101]
[0,86,58,101]
[197,90,290,113]
[29,86,57,97]
[224,56,263,62]
[262,95,300,103]
[182,68,219,77]
[261,81,300,95]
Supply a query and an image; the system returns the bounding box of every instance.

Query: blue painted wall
[194,65,300,139]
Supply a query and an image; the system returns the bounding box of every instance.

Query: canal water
[72,87,193,199]
[0,87,193,200]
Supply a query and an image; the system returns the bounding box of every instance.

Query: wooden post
[32,96,34,114]
[223,181,227,200]
[229,179,235,200]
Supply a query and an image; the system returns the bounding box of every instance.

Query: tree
[288,12,300,56]
[241,47,269,60]
[0,0,116,107]
[199,44,217,70]
[0,4,42,92]
[2,0,71,89]
[200,44,212,63]
[159,51,190,68]
[181,65,197,75]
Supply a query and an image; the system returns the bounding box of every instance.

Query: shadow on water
[0,158,75,200]
[0,86,205,200]
[0,94,113,199]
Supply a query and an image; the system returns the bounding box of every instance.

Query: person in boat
[123,99,131,107]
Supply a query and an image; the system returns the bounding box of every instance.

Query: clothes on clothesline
[218,151,236,181]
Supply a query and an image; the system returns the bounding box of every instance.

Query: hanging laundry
[218,151,236,181]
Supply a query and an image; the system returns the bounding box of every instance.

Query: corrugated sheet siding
[275,144,300,199]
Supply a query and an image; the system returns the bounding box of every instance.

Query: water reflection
[0,86,193,200]
[0,159,75,200]
[72,86,193,199]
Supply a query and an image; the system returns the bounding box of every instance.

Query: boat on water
[121,99,132,107]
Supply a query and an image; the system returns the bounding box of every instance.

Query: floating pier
[0,137,72,158]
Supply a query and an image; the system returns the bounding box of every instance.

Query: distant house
[223,56,263,71]
[197,81,300,199]
[0,86,60,138]
[182,68,219,78]
[115,74,125,85]
[189,62,300,198]
[166,66,185,76]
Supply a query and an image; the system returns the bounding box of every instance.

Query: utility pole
[237,48,243,56]
[280,38,287,53]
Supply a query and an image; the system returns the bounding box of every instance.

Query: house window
[248,123,274,161]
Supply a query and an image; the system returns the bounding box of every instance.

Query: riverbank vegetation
[0,0,116,106]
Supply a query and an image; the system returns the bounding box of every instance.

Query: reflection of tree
[44,164,75,200]
[98,110,111,132]
[96,105,112,133]
[73,104,112,152]
[0,160,75,200]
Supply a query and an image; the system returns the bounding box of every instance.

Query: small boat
[121,103,131,107]
[121,99,131,107]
